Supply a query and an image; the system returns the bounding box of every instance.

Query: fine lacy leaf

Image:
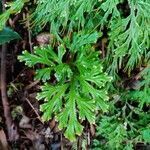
[106,0,150,73]
[142,128,150,143]
[18,32,111,141]
[31,0,98,32]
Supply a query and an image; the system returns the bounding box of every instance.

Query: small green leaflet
[142,129,150,143]
[0,27,21,45]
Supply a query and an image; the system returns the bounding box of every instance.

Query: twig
[101,38,107,58]
[26,13,33,53]
[24,80,40,90]
[25,98,43,124]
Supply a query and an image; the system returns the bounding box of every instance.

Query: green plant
[30,0,150,74]
[92,64,150,149]
[18,32,111,141]
[90,0,150,148]
[30,0,100,33]
[92,89,150,150]
[105,0,150,74]
[12,0,149,147]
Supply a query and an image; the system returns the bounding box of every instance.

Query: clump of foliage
[18,32,111,141]
[31,0,98,31]
[92,64,150,149]
[20,0,150,146]
[93,90,150,149]
[106,0,150,73]
[31,0,150,74]
[1,0,149,148]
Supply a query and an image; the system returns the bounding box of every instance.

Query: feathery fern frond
[18,32,111,141]
[31,0,100,33]
[107,0,150,73]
